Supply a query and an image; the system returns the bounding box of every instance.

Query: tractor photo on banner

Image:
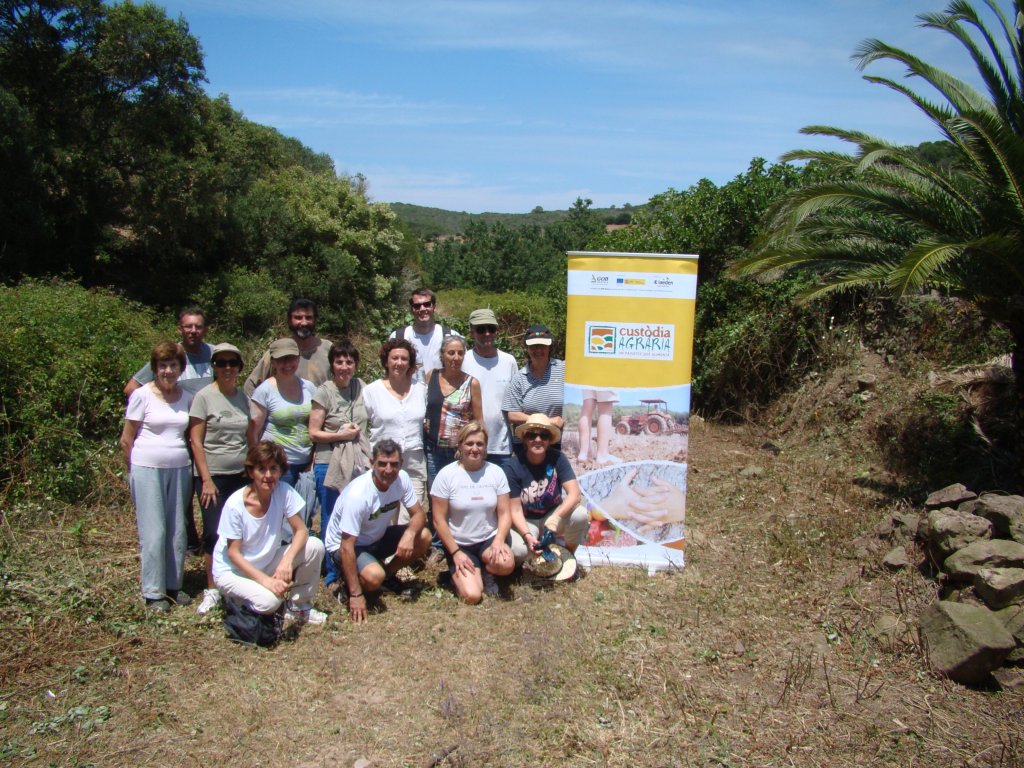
[563,251,698,572]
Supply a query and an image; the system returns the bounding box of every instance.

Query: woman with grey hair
[424,335,482,489]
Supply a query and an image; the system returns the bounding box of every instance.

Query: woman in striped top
[502,324,565,448]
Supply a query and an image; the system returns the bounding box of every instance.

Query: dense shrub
[441,287,567,366]
[694,276,834,418]
[0,279,158,503]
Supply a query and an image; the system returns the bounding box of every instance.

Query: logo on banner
[585,322,675,360]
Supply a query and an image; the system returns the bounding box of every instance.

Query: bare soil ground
[2,413,1023,766]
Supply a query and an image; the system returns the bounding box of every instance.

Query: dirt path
[2,420,1022,766]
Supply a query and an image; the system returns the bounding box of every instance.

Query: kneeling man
[324,439,432,623]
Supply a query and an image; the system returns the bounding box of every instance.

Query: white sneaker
[285,606,328,625]
[195,588,221,615]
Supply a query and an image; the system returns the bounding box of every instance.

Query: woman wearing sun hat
[503,413,588,564]
[188,342,252,614]
[501,324,564,449]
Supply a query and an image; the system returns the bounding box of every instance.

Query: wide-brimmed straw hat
[513,413,562,444]
[523,542,577,581]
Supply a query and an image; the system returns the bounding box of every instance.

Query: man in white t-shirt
[389,287,461,384]
[461,308,519,465]
[324,439,432,623]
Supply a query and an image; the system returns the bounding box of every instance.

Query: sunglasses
[410,301,434,309]
[212,358,243,368]
[473,325,497,334]
[523,431,551,441]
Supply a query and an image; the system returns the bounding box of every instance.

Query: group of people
[120,290,590,630]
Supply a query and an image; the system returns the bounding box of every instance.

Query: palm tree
[729,0,1024,397]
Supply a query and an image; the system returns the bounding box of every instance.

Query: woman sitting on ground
[431,421,514,604]
[504,414,588,563]
[189,343,252,615]
[424,335,483,489]
[120,341,194,612]
[212,441,326,625]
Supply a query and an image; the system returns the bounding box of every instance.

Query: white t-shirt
[212,483,304,580]
[462,349,518,455]
[325,470,418,551]
[362,379,426,454]
[125,385,193,469]
[431,461,509,547]
[389,325,463,384]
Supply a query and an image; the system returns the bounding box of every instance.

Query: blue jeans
[313,463,341,585]
[280,464,303,488]
[425,445,458,491]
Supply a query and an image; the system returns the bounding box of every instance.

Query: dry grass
[2,416,1023,767]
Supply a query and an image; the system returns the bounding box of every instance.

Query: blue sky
[155,0,993,213]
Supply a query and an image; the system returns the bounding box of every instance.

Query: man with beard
[244,298,333,396]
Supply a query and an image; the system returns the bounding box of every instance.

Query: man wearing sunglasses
[461,308,518,465]
[389,288,461,384]
[123,306,214,398]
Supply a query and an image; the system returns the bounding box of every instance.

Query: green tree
[730,0,1024,399]
[591,159,808,283]
[0,0,205,282]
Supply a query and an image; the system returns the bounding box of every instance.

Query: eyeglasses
[473,325,497,334]
[523,431,551,441]
[410,301,434,309]
[213,358,243,368]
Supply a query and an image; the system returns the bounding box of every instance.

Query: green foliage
[0,0,205,282]
[590,159,810,283]
[440,287,567,365]
[0,2,407,341]
[192,267,288,337]
[693,276,832,417]
[0,279,158,502]
[391,199,638,241]
[856,295,1011,367]
[731,0,1024,393]
[424,198,603,293]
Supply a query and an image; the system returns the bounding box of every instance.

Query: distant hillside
[388,201,638,240]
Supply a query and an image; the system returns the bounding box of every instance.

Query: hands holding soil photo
[579,461,687,546]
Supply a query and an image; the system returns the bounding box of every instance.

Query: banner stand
[563,251,699,572]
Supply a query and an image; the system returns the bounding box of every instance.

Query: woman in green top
[308,340,368,586]
[188,342,252,614]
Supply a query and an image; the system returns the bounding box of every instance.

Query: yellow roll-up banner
[564,251,698,572]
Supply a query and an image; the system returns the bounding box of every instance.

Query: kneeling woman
[212,442,326,624]
[431,422,514,604]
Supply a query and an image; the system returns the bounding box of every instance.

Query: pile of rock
[881,483,1024,686]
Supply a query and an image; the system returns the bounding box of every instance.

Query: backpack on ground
[222,600,284,648]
